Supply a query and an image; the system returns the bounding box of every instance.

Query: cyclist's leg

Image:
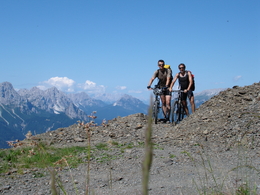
[188,91,196,113]
[165,91,172,120]
[181,92,189,116]
[160,95,167,118]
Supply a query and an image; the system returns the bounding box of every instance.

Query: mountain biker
[147,59,172,121]
[169,63,196,116]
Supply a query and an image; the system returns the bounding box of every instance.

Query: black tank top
[178,72,189,90]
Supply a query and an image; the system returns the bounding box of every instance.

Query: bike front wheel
[152,101,159,124]
[171,101,177,123]
[180,104,186,120]
[179,104,185,121]
[171,101,181,124]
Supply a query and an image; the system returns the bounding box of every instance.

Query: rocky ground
[0,82,260,195]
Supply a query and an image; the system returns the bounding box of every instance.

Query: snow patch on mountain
[53,103,65,113]
[11,109,25,122]
[0,110,9,125]
[112,94,148,112]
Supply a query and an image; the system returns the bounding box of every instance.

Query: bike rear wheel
[171,101,184,124]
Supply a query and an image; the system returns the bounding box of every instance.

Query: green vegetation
[95,143,108,150]
[169,154,176,158]
[0,144,87,174]
[0,140,146,175]
[153,143,164,150]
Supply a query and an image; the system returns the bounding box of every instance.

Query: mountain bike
[171,90,185,124]
[151,85,163,124]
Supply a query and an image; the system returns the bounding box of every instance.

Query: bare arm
[147,77,155,87]
[169,73,179,91]
[186,71,193,91]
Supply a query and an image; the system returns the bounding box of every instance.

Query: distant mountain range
[0,82,148,148]
[0,81,223,148]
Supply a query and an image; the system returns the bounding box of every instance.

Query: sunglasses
[158,64,164,66]
[179,67,185,69]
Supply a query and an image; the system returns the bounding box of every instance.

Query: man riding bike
[147,59,172,122]
[169,63,196,116]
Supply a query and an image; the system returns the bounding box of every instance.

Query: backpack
[178,70,195,91]
[164,65,173,82]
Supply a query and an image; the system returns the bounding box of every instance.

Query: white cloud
[38,77,75,92]
[116,86,127,90]
[78,80,106,94]
[79,80,96,90]
[38,77,110,95]
[37,85,48,90]
[233,75,242,81]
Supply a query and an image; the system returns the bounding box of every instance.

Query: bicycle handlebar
[150,88,184,92]
[171,90,184,93]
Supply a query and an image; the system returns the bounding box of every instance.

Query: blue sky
[1,0,259,102]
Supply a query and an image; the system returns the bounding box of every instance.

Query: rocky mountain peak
[0,82,23,105]
[30,87,42,93]
[45,87,63,96]
[113,94,146,110]
[0,81,13,89]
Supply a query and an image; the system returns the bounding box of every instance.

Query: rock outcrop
[25,82,259,151]
[169,82,260,149]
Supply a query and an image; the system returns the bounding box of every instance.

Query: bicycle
[151,85,163,124]
[170,90,185,124]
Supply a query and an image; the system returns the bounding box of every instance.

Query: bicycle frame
[171,90,185,124]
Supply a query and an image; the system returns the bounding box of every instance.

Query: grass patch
[0,141,137,174]
[95,143,108,150]
[95,153,119,163]
[153,143,164,150]
[0,144,88,174]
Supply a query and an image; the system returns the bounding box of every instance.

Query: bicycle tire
[171,101,178,124]
[177,101,182,123]
[179,104,185,121]
[153,101,159,124]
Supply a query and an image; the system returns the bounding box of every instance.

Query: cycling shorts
[181,90,194,101]
[161,89,172,96]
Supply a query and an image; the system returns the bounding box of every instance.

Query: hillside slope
[0,82,259,195]
[28,82,259,150]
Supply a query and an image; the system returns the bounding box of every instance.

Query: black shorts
[181,90,194,101]
[162,89,172,96]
